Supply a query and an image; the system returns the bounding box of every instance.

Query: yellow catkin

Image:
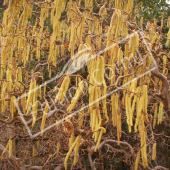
[67,81,84,113]
[55,120,59,128]
[73,135,82,165]
[112,93,118,127]
[61,76,70,103]
[163,55,167,74]
[102,83,109,123]
[91,109,96,131]
[129,32,139,56]
[64,135,80,170]
[17,67,22,86]
[165,28,170,47]
[125,0,134,13]
[69,22,75,57]
[117,48,123,67]
[158,102,163,125]
[78,104,85,129]
[91,110,96,131]
[7,67,12,92]
[152,142,156,160]
[139,114,148,168]
[61,44,65,56]
[94,127,106,152]
[55,76,70,104]
[94,125,100,143]
[1,140,10,158]
[32,145,36,157]
[94,86,99,109]
[1,82,7,112]
[26,79,34,114]
[96,56,105,85]
[134,151,140,170]
[115,9,122,39]
[55,78,66,103]
[153,104,157,129]
[94,108,102,143]
[37,140,40,149]
[117,113,121,145]
[94,58,100,84]
[57,142,60,153]
[32,101,38,127]
[140,17,143,30]
[64,119,74,148]
[89,86,95,112]
[32,81,37,103]
[21,92,26,114]
[44,81,46,96]
[115,0,121,9]
[8,139,12,158]
[69,133,75,148]
[154,18,157,25]
[90,107,93,128]
[77,15,85,43]
[125,93,131,132]
[92,110,98,140]
[134,87,143,132]
[10,96,16,118]
[40,102,49,135]
[56,142,60,157]
[167,17,170,28]
[99,3,107,20]
[23,126,26,133]
[143,85,149,122]
[161,14,164,28]
[131,94,137,117]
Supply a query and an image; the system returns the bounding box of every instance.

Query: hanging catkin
[139,114,148,168]
[134,151,140,170]
[1,139,12,158]
[143,85,149,122]
[158,102,163,125]
[55,76,70,104]
[99,3,107,20]
[117,112,121,145]
[165,28,170,47]
[153,104,157,129]
[1,82,7,112]
[115,0,121,9]
[26,78,36,114]
[32,101,38,127]
[64,135,81,170]
[96,56,105,85]
[40,102,49,135]
[73,135,82,165]
[125,93,131,132]
[10,96,16,118]
[94,127,106,152]
[134,87,143,132]
[112,93,118,127]
[129,32,139,55]
[8,139,12,158]
[102,83,109,123]
[56,142,60,154]
[67,81,84,113]
[152,142,156,160]
[140,17,143,30]
[78,104,85,129]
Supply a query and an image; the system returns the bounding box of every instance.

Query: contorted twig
[151,63,170,119]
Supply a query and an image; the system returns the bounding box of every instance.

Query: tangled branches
[0,0,170,170]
